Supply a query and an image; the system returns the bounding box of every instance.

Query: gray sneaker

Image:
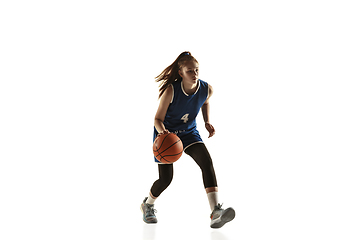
[140,197,158,224]
[210,204,235,228]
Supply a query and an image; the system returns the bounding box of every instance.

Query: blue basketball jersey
[163,79,209,132]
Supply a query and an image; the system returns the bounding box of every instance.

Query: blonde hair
[155,51,198,98]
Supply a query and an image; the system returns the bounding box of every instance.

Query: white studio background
[1,0,359,240]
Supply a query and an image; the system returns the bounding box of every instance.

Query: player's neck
[182,80,198,95]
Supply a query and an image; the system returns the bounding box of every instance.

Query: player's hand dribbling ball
[153,132,183,164]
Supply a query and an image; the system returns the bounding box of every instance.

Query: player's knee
[159,173,173,187]
[198,157,214,171]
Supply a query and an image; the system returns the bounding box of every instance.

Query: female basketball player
[141,52,235,228]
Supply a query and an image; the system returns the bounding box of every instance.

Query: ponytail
[155,51,198,98]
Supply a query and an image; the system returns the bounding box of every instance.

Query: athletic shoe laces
[146,204,157,216]
[210,203,223,218]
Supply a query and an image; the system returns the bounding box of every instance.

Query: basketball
[153,133,183,163]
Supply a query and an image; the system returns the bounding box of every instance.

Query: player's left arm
[201,84,215,138]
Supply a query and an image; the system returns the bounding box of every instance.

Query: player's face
[179,61,199,85]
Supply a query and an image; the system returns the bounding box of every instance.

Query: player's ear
[178,69,183,77]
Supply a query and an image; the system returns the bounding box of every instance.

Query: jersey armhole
[207,84,209,99]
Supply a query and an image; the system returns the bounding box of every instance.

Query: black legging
[150,143,217,197]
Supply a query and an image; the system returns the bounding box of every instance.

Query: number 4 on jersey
[181,113,189,123]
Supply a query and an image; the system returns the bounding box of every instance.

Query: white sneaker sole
[210,207,235,228]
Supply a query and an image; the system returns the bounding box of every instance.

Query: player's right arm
[154,85,173,135]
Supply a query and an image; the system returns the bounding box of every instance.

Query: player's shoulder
[160,84,174,103]
[199,79,208,85]
[199,79,210,89]
[208,84,213,95]
[199,79,213,97]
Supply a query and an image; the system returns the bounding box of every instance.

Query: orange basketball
[153,133,183,164]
